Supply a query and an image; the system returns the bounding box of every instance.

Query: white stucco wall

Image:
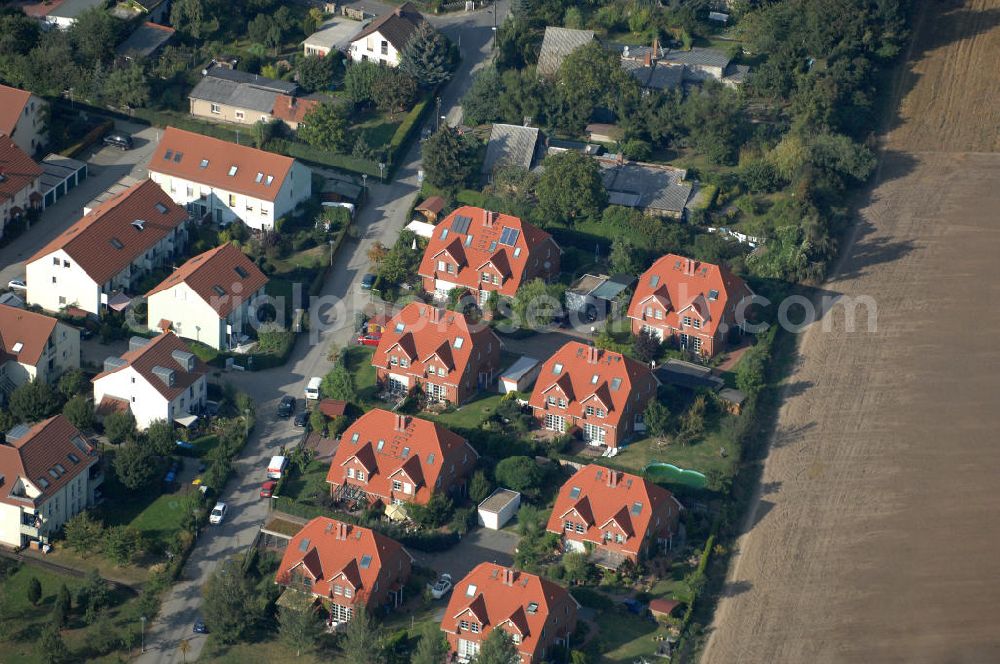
[148,283,225,349]
[26,248,101,315]
[7,94,47,156]
[349,30,402,66]
[0,502,22,548]
[94,365,207,429]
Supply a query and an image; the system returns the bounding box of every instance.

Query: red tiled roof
[275,517,411,604]
[649,598,682,617]
[27,179,188,285]
[0,304,58,366]
[418,206,558,297]
[0,137,42,202]
[415,196,445,214]
[443,563,578,662]
[529,342,658,431]
[149,127,296,203]
[271,95,320,125]
[96,395,130,417]
[372,302,501,390]
[0,415,98,509]
[327,409,477,505]
[0,84,32,138]
[546,464,682,556]
[319,398,347,418]
[628,254,753,339]
[91,332,207,400]
[145,243,268,317]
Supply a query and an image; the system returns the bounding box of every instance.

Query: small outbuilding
[717,388,747,415]
[649,598,683,621]
[414,196,445,224]
[477,488,521,530]
[499,356,541,394]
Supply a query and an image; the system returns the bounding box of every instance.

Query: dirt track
[702,1,1000,663]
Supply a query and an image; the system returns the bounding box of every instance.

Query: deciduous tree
[102,61,150,109]
[63,395,94,432]
[340,604,384,664]
[536,152,607,225]
[278,605,323,657]
[421,127,476,190]
[104,410,136,445]
[473,627,519,664]
[298,54,335,93]
[299,102,349,152]
[9,379,59,424]
[112,441,156,490]
[203,559,258,643]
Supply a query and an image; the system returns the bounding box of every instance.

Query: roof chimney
[687,258,697,275]
[484,210,495,227]
[607,470,619,488]
[652,37,660,58]
[503,568,514,586]
[644,51,652,66]
[588,345,599,364]
[395,414,407,432]
[430,307,440,324]
[338,521,349,540]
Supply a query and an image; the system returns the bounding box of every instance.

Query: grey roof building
[537,27,596,77]
[116,22,176,61]
[482,123,541,177]
[622,59,684,91]
[599,158,693,218]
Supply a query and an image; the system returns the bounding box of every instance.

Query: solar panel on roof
[499,227,520,246]
[451,215,472,234]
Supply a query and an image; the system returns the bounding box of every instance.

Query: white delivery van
[305,376,322,400]
[267,456,288,480]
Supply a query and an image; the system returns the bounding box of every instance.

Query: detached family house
[418,206,560,307]
[25,179,189,316]
[372,302,501,405]
[529,342,658,448]
[326,410,478,509]
[546,464,683,569]
[442,563,578,664]
[628,254,753,357]
[0,83,47,156]
[188,66,321,131]
[0,415,102,549]
[275,517,413,626]
[92,332,208,430]
[348,3,427,66]
[146,243,268,351]
[0,137,43,240]
[0,305,80,397]
[536,27,596,78]
[148,127,312,231]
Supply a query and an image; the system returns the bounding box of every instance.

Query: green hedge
[387,94,433,172]
[270,138,383,176]
[59,120,113,158]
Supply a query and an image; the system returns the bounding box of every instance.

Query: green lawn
[594,609,663,662]
[0,561,147,662]
[343,345,378,403]
[351,110,402,148]
[99,488,193,551]
[424,392,504,430]
[281,459,331,504]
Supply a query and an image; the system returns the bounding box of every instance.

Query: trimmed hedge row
[386,94,433,174]
[59,120,114,158]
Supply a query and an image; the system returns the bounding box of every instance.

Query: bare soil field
[702,1,1000,663]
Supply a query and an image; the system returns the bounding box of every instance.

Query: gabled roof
[145,243,268,317]
[598,159,693,214]
[116,21,175,59]
[0,304,59,367]
[529,342,657,430]
[0,84,33,137]
[418,206,557,297]
[0,415,98,509]
[482,123,540,175]
[27,179,188,285]
[372,301,502,384]
[271,95,321,125]
[443,563,577,661]
[92,332,207,401]
[351,2,426,52]
[276,517,410,601]
[327,409,477,504]
[627,253,753,338]
[537,27,596,77]
[149,127,297,203]
[546,464,682,555]
[0,137,42,202]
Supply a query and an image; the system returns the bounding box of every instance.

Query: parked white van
[267,456,288,480]
[305,376,322,400]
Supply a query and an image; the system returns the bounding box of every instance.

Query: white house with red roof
[275,517,413,626]
[146,243,268,350]
[0,83,46,157]
[628,254,753,357]
[326,409,478,508]
[0,304,79,397]
[373,302,501,405]
[546,464,683,569]
[529,341,658,448]
[0,415,102,548]
[418,206,560,306]
[0,137,43,240]
[91,332,208,429]
[148,127,311,230]
[442,563,578,663]
[25,179,189,316]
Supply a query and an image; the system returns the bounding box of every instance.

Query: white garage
[477,488,521,530]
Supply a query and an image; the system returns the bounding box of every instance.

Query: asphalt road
[137,3,508,661]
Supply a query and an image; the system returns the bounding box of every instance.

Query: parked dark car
[360,273,376,290]
[193,619,208,634]
[277,395,296,418]
[293,411,309,428]
[103,133,133,150]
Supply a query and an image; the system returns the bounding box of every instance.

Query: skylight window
[395,322,405,333]
[11,342,23,353]
[427,453,435,465]
[132,219,145,231]
[569,486,581,499]
[48,469,59,479]
[228,165,238,176]
[173,152,183,162]
[55,464,66,474]
[488,241,498,252]
[110,238,124,250]
[68,453,80,464]
[255,172,264,183]
[360,555,373,569]
[199,159,209,168]
[234,266,248,278]
[466,584,478,597]
[553,363,563,375]
[37,477,49,489]
[351,432,360,443]
[591,374,599,384]
[610,377,622,391]
[155,202,168,214]
[708,289,719,301]
[454,337,464,349]
[299,538,311,552]
[631,502,643,515]
[164,150,173,160]
[440,228,449,240]
[265,175,274,186]
[650,275,660,287]
[527,602,539,614]
[376,440,385,451]
[464,234,473,247]
[212,285,226,296]
[402,446,410,458]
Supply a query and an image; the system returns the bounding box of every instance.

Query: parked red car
[259,480,277,498]
[356,334,381,347]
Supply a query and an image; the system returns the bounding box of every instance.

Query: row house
[327,410,477,507]
[546,464,683,569]
[0,305,80,399]
[529,342,658,448]
[275,517,412,627]
[418,206,561,306]
[25,179,189,317]
[0,416,102,548]
[442,563,578,663]
[92,332,208,430]
[627,254,754,358]
[148,126,312,231]
[146,243,269,351]
[0,137,43,240]
[372,302,501,405]
[0,83,47,156]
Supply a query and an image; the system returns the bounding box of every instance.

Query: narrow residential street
[138,3,508,661]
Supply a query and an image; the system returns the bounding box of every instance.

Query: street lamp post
[329,239,335,266]
[140,615,147,654]
[378,162,385,184]
[435,97,442,129]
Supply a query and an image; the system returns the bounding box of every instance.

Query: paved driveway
[413,527,518,581]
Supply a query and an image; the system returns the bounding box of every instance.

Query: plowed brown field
[702,1,1000,663]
